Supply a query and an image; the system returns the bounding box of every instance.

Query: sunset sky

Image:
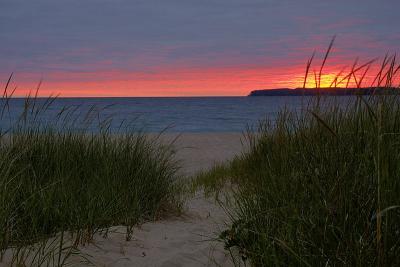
[1,0,399,97]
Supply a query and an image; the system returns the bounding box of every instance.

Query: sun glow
[304,73,345,88]
[4,58,398,97]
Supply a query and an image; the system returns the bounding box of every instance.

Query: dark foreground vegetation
[0,83,182,266]
[205,95,400,266]
[196,39,400,266]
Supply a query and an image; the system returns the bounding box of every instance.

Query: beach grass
[194,40,400,266]
[0,85,183,266]
[196,95,400,266]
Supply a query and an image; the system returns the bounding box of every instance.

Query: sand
[0,133,244,266]
[76,132,245,266]
[158,132,246,176]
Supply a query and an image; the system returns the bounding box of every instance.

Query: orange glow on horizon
[294,72,355,89]
[3,62,395,97]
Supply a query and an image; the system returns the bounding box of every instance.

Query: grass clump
[0,85,182,266]
[195,39,400,266]
[215,96,400,266]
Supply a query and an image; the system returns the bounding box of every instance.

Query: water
[0,96,342,133]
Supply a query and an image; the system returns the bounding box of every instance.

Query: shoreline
[155,132,245,176]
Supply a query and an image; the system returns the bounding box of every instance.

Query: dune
[73,133,244,266]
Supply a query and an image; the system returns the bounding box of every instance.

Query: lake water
[0,96,348,133]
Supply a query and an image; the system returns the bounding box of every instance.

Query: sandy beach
[0,132,244,267]
[75,133,244,266]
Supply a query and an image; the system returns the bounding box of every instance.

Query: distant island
[248,87,400,96]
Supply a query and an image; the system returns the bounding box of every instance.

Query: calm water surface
[0,96,350,132]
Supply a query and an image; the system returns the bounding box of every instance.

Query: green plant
[0,80,183,266]
[196,39,400,266]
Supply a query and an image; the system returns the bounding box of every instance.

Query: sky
[1,0,399,97]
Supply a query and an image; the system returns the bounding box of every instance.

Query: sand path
[79,133,244,267]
